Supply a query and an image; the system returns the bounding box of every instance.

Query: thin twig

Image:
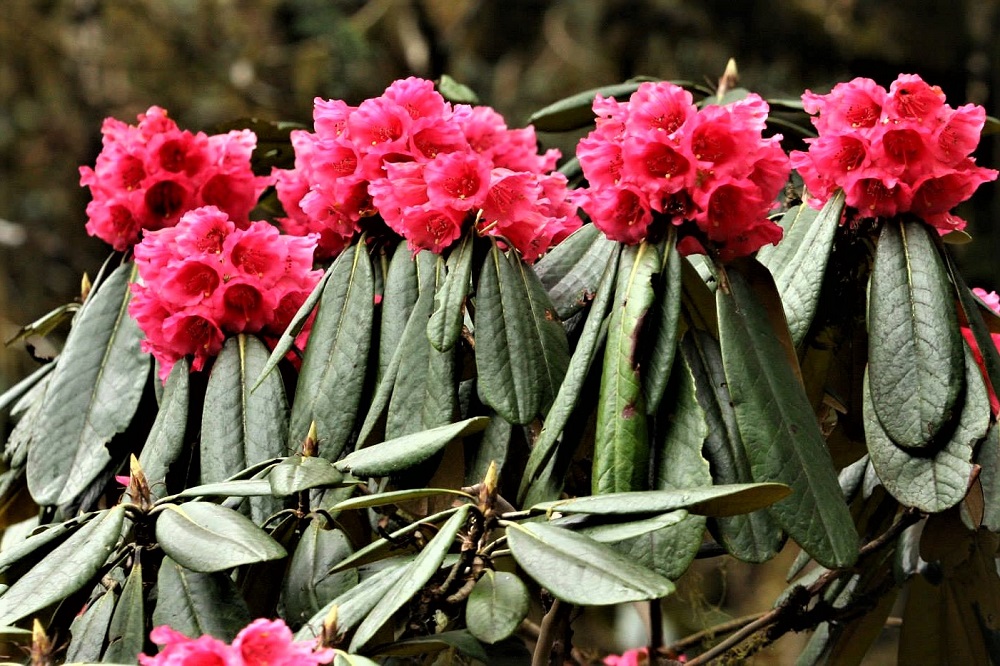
[684,612,778,666]
[664,611,767,654]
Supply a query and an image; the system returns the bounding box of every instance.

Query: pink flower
[604,646,649,666]
[274,77,578,261]
[139,626,237,666]
[140,620,333,666]
[574,82,789,259]
[80,107,270,251]
[790,74,998,230]
[130,206,322,381]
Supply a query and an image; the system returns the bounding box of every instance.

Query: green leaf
[102,559,144,664]
[374,631,488,661]
[153,556,251,641]
[66,588,116,663]
[506,522,674,605]
[594,243,659,493]
[0,362,54,416]
[333,653,382,666]
[268,456,346,496]
[978,425,1000,531]
[326,508,459,575]
[533,483,790,517]
[437,74,479,104]
[168,480,275,500]
[428,232,474,352]
[295,555,419,641]
[337,417,489,477]
[0,520,78,574]
[289,243,374,461]
[465,571,530,644]
[642,234,682,415]
[868,219,964,449]
[476,244,566,424]
[379,243,421,381]
[948,254,1000,410]
[331,488,474,512]
[578,512,688,543]
[757,191,846,347]
[282,520,358,627]
[864,344,988,512]
[465,413,514,487]
[0,506,126,624]
[201,335,288,522]
[254,262,336,390]
[155,502,286,573]
[350,506,470,651]
[138,358,189,502]
[527,80,650,131]
[680,331,782,562]
[387,258,457,438]
[27,263,150,505]
[520,244,620,504]
[534,224,618,320]
[718,265,859,568]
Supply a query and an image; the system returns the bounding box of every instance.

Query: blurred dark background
[0,1,998,659]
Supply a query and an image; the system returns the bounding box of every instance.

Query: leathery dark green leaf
[103,559,144,664]
[475,244,543,424]
[0,505,126,624]
[757,191,846,347]
[153,556,251,640]
[594,242,659,494]
[336,417,489,477]
[465,571,531,644]
[527,80,652,131]
[532,483,790,517]
[864,344,988,513]
[27,263,149,506]
[288,243,374,461]
[349,505,470,651]
[868,219,964,449]
[948,252,1000,414]
[138,358,190,502]
[282,520,358,627]
[534,223,618,320]
[428,231,474,352]
[642,232,682,415]
[519,244,620,504]
[506,522,674,605]
[718,266,859,568]
[65,588,116,663]
[155,502,287,573]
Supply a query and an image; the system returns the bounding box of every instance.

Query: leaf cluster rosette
[79,106,272,250]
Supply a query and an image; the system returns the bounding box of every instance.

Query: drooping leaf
[718,264,859,568]
[864,345,988,513]
[374,631,488,662]
[331,488,474,512]
[534,224,618,320]
[465,413,514,487]
[428,231,474,352]
[337,417,489,477]
[642,234,682,415]
[254,262,337,389]
[379,243,421,381]
[27,263,150,506]
[201,335,288,523]
[0,519,79,575]
[65,588,116,663]
[0,506,126,624]
[506,522,674,605]
[137,358,189,502]
[387,255,457,438]
[268,456,346,496]
[102,559,144,664]
[518,251,572,413]
[519,244,620,504]
[349,506,470,651]
[680,331,782,562]
[532,483,789,517]
[868,219,964,449]
[948,253,1000,409]
[295,555,420,641]
[465,571,530,645]
[757,191,846,347]
[155,502,286,573]
[326,508,459,575]
[978,425,1000,532]
[0,362,53,417]
[167,480,275,500]
[475,244,546,424]
[288,243,374,461]
[153,556,251,641]
[282,520,358,627]
[594,243,659,494]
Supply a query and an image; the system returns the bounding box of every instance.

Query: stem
[684,612,777,666]
[532,599,570,666]
[649,599,664,656]
[665,612,767,654]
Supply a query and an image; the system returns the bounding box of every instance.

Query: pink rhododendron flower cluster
[139,619,333,666]
[790,74,998,231]
[80,106,271,251]
[274,77,579,261]
[129,206,322,381]
[571,81,790,261]
[962,287,1000,414]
